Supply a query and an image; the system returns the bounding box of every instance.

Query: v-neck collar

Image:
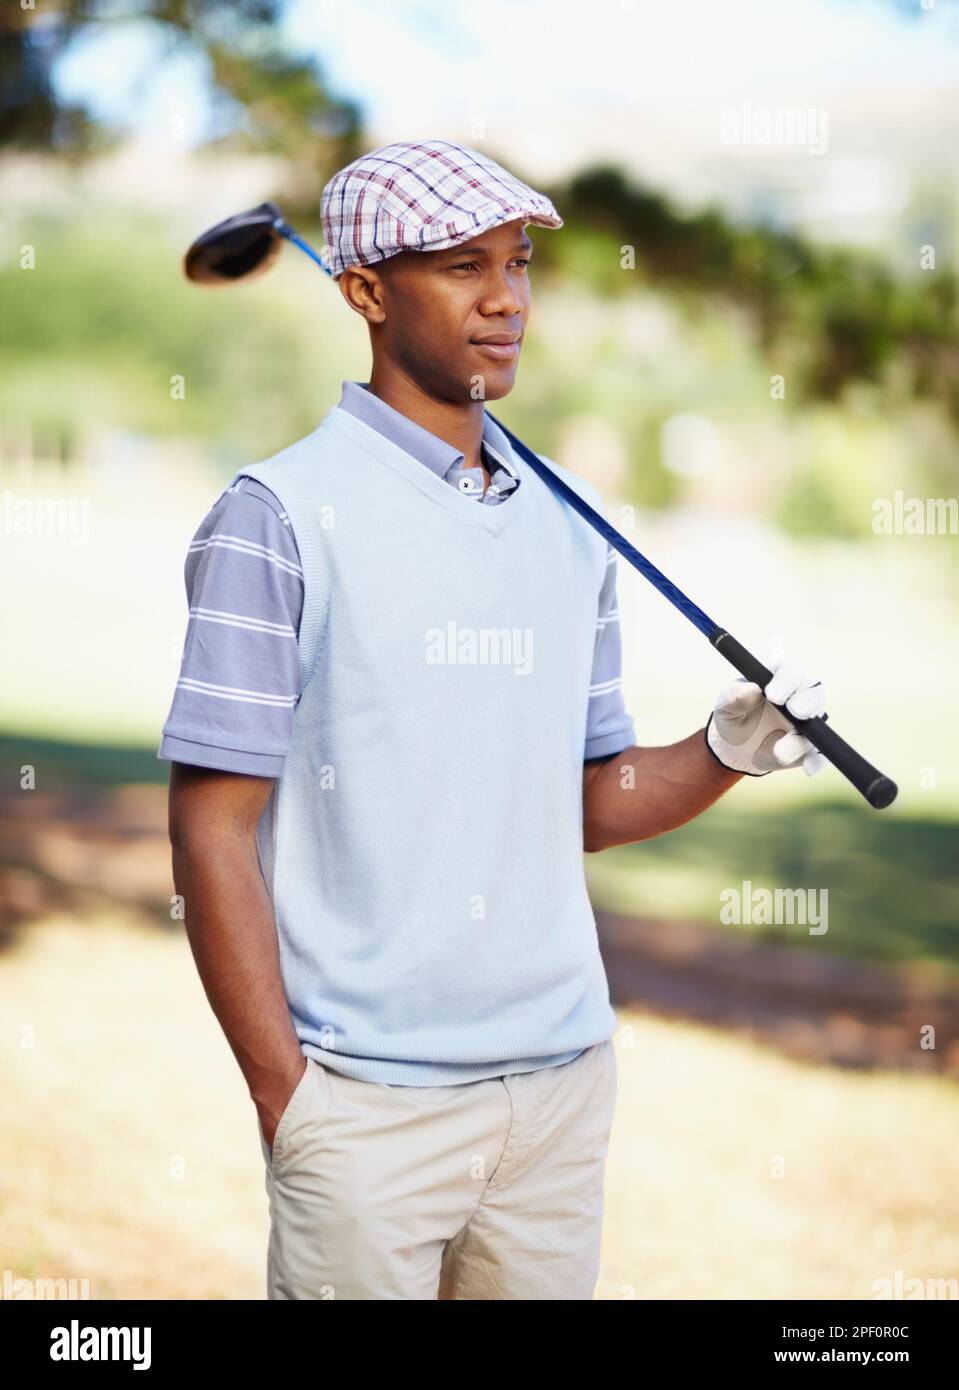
[322,404,528,535]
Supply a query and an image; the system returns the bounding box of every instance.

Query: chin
[445,361,519,403]
[477,368,519,402]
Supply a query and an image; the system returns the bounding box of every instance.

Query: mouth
[470,336,521,361]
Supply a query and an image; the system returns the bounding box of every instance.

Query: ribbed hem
[302,1042,598,1087]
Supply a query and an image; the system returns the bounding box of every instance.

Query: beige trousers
[256,1038,618,1300]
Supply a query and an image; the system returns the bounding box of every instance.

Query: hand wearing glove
[705,660,830,778]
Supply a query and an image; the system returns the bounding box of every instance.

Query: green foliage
[0,212,328,457]
[587,799,959,974]
[776,468,862,540]
[547,166,959,424]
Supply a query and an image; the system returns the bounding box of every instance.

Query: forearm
[583,727,743,851]
[171,832,304,1110]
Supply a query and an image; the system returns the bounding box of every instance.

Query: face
[340,218,534,403]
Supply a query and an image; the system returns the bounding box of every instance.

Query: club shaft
[276,223,334,276]
[487,413,898,810]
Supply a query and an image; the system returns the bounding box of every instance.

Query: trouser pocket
[260,1057,331,1176]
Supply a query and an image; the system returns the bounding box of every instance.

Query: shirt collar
[337,380,520,489]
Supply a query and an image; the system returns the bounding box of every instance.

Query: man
[160,139,827,1301]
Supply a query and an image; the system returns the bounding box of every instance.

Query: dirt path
[598,910,959,1077]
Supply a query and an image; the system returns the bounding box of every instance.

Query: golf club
[183,203,898,809]
[184,201,333,283]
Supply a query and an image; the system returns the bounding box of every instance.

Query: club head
[184,202,287,285]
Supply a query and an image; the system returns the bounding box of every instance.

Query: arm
[158,477,307,1144]
[168,762,305,1148]
[583,731,743,851]
[583,661,830,852]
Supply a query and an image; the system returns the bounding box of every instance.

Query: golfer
[160,139,827,1300]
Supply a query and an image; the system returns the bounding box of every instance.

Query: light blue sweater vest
[237,404,619,1085]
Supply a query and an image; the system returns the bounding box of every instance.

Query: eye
[447,258,531,272]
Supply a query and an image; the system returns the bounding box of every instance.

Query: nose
[478,265,524,318]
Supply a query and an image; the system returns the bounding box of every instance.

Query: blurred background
[1,0,957,1300]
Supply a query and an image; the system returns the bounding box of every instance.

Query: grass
[586,799,959,973]
[1,913,956,1300]
[0,732,169,788]
[601,1014,959,1300]
[2,728,957,974]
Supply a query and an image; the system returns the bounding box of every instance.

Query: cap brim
[417,206,564,253]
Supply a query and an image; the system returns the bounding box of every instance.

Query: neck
[366,364,487,472]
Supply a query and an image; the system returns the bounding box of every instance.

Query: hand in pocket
[258,1055,309,1155]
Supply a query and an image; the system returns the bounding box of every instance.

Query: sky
[283,0,958,121]
[50,0,959,245]
[54,0,959,147]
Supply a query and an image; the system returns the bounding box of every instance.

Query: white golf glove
[705,660,830,778]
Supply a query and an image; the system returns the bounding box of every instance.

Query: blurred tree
[548,166,959,424]
[0,1,363,200]
[0,3,92,150]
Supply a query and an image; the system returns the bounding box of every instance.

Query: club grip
[710,631,897,810]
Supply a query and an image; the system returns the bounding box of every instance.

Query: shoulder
[213,474,289,519]
[187,476,302,578]
[202,474,295,536]
[234,412,358,504]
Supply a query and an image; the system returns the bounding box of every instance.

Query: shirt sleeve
[157,476,304,777]
[584,544,637,761]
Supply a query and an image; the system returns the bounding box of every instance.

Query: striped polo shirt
[158,381,636,776]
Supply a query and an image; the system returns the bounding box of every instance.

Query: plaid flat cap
[320,139,563,280]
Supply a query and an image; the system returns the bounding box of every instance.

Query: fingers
[785,682,826,720]
[713,657,831,781]
[753,729,805,771]
[756,731,829,775]
[772,729,828,774]
[764,661,806,706]
[771,730,813,766]
[765,661,827,720]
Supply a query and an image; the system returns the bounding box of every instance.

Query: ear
[338,265,387,324]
